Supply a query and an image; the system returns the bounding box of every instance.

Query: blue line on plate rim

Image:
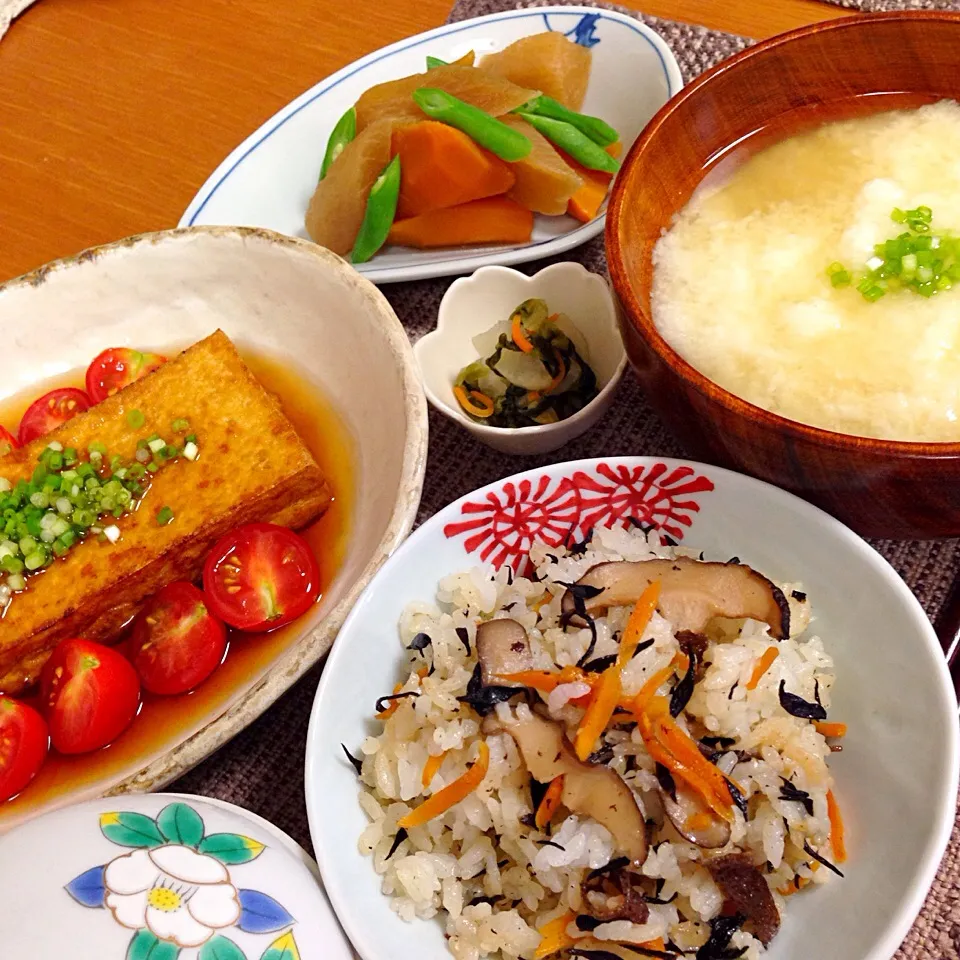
[185,8,677,227]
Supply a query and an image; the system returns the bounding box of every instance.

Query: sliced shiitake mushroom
[489,710,648,864]
[560,558,790,640]
[476,618,533,687]
[658,776,732,849]
[706,852,781,945]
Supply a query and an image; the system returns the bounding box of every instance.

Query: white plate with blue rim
[179,6,683,284]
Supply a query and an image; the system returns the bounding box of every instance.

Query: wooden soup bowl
[607,11,960,540]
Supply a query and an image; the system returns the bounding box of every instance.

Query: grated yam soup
[651,100,960,441]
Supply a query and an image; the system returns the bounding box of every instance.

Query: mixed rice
[348,525,846,960]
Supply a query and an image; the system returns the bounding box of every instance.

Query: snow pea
[426,55,448,69]
[516,112,620,174]
[412,88,531,162]
[516,94,619,147]
[350,155,402,264]
[320,107,357,180]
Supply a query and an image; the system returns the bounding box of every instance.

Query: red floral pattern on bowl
[443,461,715,574]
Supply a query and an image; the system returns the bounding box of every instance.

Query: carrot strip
[633,659,680,712]
[546,349,566,393]
[399,741,490,828]
[827,789,846,863]
[498,666,595,693]
[535,911,576,959]
[421,751,447,789]
[815,721,847,738]
[637,696,738,820]
[454,384,495,419]
[574,663,622,760]
[642,941,666,952]
[535,774,565,829]
[746,647,780,690]
[617,582,661,669]
[512,312,536,353]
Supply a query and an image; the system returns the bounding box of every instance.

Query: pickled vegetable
[453,298,599,428]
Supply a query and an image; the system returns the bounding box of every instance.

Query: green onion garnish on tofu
[0,422,198,607]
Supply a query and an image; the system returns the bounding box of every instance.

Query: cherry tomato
[18,388,91,446]
[130,582,227,695]
[85,348,167,404]
[0,696,48,802]
[0,425,19,458]
[203,523,321,631]
[40,639,140,754]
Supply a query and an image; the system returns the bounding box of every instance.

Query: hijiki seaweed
[778,680,828,720]
[341,743,364,775]
[456,663,525,715]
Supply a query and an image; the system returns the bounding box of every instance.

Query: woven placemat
[824,0,958,11]
[171,0,960,955]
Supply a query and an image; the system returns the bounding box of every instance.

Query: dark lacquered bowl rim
[607,9,960,459]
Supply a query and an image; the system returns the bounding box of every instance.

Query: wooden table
[0,0,847,283]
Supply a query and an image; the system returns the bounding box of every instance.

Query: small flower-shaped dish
[414,263,627,455]
[0,792,356,960]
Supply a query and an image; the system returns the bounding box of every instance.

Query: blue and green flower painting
[65,802,300,960]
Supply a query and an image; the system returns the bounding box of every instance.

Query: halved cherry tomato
[40,639,140,754]
[85,348,167,403]
[203,523,321,631]
[0,425,18,458]
[130,582,227,695]
[18,388,91,445]
[0,696,48,802]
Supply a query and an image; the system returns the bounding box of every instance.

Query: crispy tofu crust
[0,331,331,693]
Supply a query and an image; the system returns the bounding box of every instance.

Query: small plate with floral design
[0,792,356,959]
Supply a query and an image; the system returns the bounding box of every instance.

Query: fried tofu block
[0,330,331,693]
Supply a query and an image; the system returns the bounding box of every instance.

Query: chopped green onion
[127,409,146,430]
[0,426,198,602]
[171,418,190,432]
[829,205,960,301]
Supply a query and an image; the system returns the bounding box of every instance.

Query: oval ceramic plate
[305,457,959,960]
[180,7,682,283]
[0,226,427,832]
